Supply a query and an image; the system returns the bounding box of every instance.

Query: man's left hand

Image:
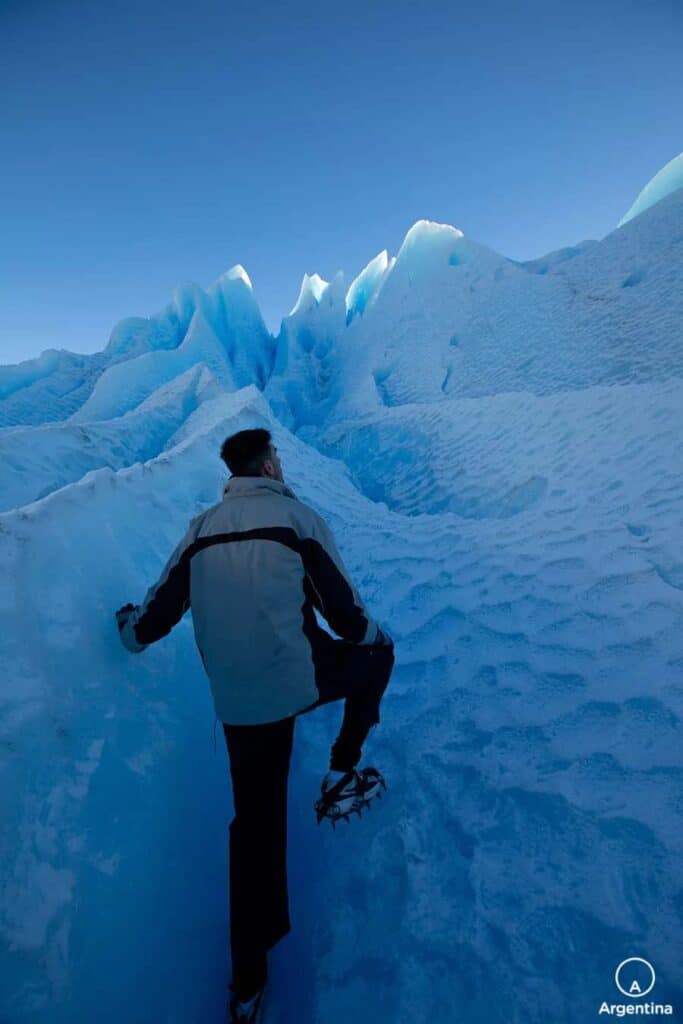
[115,602,138,633]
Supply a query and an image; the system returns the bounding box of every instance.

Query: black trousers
[223,629,395,1001]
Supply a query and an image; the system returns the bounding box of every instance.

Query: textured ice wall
[295,378,683,1022]
[0,388,274,1022]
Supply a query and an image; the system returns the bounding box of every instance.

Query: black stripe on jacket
[134,526,372,646]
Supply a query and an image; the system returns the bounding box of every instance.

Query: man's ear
[261,459,274,478]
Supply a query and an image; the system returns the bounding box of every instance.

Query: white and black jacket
[119,475,380,724]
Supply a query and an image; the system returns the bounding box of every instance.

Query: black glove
[115,603,137,633]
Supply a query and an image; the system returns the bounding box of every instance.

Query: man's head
[220,428,283,482]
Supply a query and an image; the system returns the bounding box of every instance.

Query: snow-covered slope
[1,164,682,1024]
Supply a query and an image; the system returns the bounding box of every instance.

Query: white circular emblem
[614,957,656,998]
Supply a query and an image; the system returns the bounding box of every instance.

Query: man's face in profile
[264,444,284,483]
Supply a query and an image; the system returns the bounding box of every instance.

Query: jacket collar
[222,475,297,500]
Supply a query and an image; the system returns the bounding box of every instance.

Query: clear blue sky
[1,0,681,364]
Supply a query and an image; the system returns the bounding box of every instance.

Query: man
[116,428,394,1023]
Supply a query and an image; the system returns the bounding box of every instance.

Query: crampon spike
[315,767,388,828]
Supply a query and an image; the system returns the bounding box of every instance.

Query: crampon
[314,767,387,828]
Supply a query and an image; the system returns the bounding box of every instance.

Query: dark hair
[220,428,272,477]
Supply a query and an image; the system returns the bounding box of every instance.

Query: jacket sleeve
[300,509,379,645]
[119,514,204,653]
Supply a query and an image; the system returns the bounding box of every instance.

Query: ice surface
[70,269,273,423]
[0,365,221,511]
[518,240,597,275]
[289,272,331,317]
[345,249,393,324]
[1,161,682,1023]
[265,271,347,433]
[619,151,683,227]
[0,347,112,428]
[0,268,273,430]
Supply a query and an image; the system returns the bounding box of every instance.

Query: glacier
[1,163,682,1024]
